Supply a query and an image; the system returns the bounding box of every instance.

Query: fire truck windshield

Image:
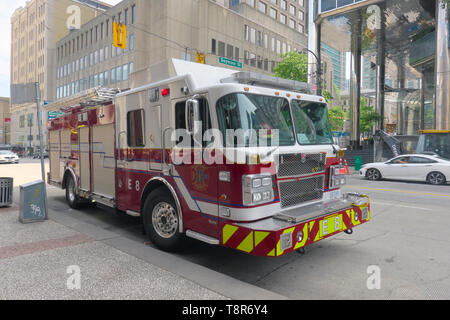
[291,100,333,145]
[216,93,296,147]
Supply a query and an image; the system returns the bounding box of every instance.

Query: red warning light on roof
[161,88,170,97]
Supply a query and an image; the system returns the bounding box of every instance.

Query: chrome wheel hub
[152,202,178,239]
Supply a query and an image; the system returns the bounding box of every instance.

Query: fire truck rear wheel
[65,175,80,209]
[143,188,183,252]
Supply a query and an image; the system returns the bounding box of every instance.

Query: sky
[0,0,123,98]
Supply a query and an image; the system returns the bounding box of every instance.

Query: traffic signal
[113,21,127,49]
[197,52,205,64]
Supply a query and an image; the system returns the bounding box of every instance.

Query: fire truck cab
[48,59,370,257]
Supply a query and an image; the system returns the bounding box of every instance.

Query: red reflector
[161,88,170,97]
[339,168,347,175]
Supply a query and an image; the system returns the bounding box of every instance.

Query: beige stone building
[49,0,309,109]
[0,98,11,145]
[10,0,111,152]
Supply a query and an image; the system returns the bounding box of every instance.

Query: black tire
[65,175,81,209]
[366,168,382,181]
[427,172,446,185]
[142,188,184,252]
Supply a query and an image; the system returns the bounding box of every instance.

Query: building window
[298,10,304,20]
[250,53,256,67]
[244,51,249,65]
[211,39,216,55]
[116,66,122,83]
[125,9,129,25]
[250,28,256,44]
[244,25,249,41]
[131,5,136,24]
[227,44,234,59]
[281,0,286,10]
[123,64,128,81]
[129,34,135,50]
[298,24,304,33]
[270,7,277,19]
[289,4,296,15]
[280,13,286,24]
[129,62,134,74]
[289,18,295,29]
[218,41,225,57]
[104,71,109,85]
[258,2,267,14]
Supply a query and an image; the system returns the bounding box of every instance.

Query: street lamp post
[301,48,322,96]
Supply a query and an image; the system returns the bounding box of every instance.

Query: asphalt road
[4,160,450,299]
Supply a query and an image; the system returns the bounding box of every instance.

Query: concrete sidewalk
[0,187,286,300]
[0,204,226,300]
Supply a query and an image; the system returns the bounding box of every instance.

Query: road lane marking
[344,186,450,198]
[370,201,433,211]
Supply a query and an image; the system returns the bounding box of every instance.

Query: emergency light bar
[220,72,314,94]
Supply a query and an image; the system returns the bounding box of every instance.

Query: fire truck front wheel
[143,188,184,252]
[65,175,81,209]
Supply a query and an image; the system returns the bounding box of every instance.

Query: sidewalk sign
[19,180,47,224]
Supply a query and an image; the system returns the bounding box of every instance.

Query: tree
[328,107,347,132]
[273,52,308,83]
[360,98,382,134]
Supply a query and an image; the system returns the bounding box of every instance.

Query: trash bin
[354,156,363,171]
[0,177,13,207]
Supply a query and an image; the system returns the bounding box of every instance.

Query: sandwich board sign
[19,180,47,223]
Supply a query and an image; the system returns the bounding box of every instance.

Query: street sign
[48,111,63,120]
[4,118,11,123]
[219,57,242,69]
[19,180,47,223]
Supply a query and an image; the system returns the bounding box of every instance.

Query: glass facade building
[313,0,449,146]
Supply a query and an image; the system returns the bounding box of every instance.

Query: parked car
[360,154,450,185]
[32,151,49,159]
[0,150,20,164]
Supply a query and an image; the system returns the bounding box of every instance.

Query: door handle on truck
[162,127,174,175]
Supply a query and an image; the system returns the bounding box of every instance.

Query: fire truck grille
[278,176,325,208]
[278,153,326,178]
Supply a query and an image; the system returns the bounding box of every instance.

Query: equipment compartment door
[92,124,116,199]
[79,127,91,192]
[49,130,61,184]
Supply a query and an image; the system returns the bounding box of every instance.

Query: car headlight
[242,174,274,206]
[329,165,347,189]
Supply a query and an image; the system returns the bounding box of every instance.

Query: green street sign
[219,57,242,69]
[48,111,63,120]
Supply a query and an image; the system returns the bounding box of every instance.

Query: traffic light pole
[35,82,48,220]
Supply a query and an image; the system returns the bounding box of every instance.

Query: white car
[359,154,450,185]
[0,151,19,164]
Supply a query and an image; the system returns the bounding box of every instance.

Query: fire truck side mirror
[186,99,200,136]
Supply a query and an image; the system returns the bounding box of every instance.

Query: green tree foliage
[360,98,382,133]
[273,52,308,83]
[328,107,347,132]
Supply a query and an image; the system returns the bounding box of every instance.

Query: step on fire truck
[48,59,370,257]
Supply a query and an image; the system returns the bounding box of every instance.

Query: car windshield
[291,100,333,145]
[0,151,14,155]
[216,93,296,147]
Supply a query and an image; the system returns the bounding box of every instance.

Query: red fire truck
[48,59,370,257]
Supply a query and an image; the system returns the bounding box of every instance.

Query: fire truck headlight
[329,165,347,189]
[243,174,274,206]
